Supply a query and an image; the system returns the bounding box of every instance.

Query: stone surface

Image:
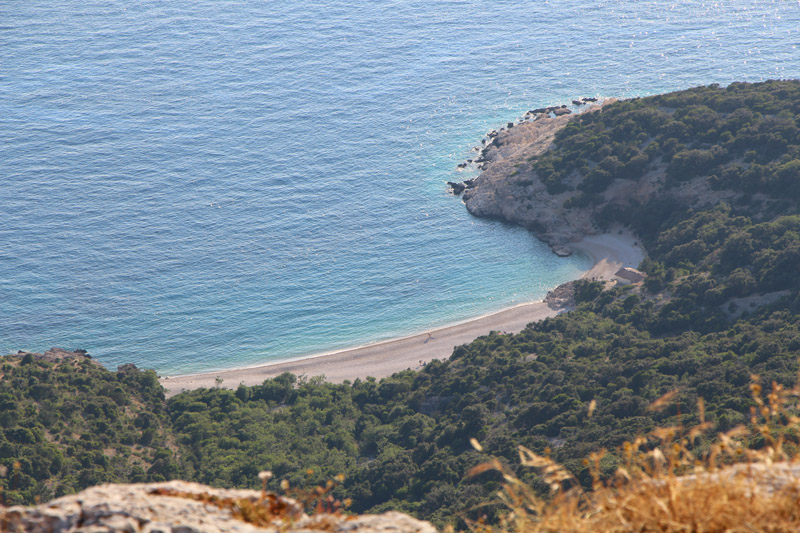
[1,481,437,533]
[544,281,577,310]
[658,462,800,497]
[446,181,465,194]
[462,109,596,250]
[552,245,573,257]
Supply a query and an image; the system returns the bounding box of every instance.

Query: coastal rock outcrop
[544,281,578,309]
[462,109,597,252]
[461,97,739,254]
[1,481,437,533]
[447,181,466,194]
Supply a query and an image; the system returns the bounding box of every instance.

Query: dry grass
[468,375,800,532]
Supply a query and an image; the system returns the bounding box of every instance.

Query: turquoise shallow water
[2,1,799,375]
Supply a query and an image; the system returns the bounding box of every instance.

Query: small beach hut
[615,267,646,284]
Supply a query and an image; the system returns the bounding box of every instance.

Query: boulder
[552,245,573,257]
[1,481,437,533]
[447,181,466,194]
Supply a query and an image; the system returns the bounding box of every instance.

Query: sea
[2,0,799,375]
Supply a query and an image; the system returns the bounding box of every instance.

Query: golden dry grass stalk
[470,377,800,532]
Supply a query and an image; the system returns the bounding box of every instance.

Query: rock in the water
[447,181,466,194]
[572,100,584,105]
[552,245,573,257]
[553,108,572,116]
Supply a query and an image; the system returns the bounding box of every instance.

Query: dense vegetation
[0,353,180,505]
[536,80,800,203]
[3,80,800,528]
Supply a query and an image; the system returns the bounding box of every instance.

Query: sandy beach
[161,229,644,397]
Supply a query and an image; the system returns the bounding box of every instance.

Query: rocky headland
[451,97,744,257]
[457,102,607,256]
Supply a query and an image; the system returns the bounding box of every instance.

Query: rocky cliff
[461,109,588,256]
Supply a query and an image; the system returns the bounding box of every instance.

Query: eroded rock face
[1,481,437,533]
[462,110,598,252]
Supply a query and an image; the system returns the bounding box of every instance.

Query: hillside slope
[3,81,800,530]
[0,350,180,505]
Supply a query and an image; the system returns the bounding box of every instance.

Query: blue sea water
[2,1,799,375]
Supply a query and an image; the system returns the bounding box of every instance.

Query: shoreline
[161,228,644,397]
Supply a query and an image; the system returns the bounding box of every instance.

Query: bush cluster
[0,356,179,505]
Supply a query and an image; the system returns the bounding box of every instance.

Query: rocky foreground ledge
[1,481,436,533]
